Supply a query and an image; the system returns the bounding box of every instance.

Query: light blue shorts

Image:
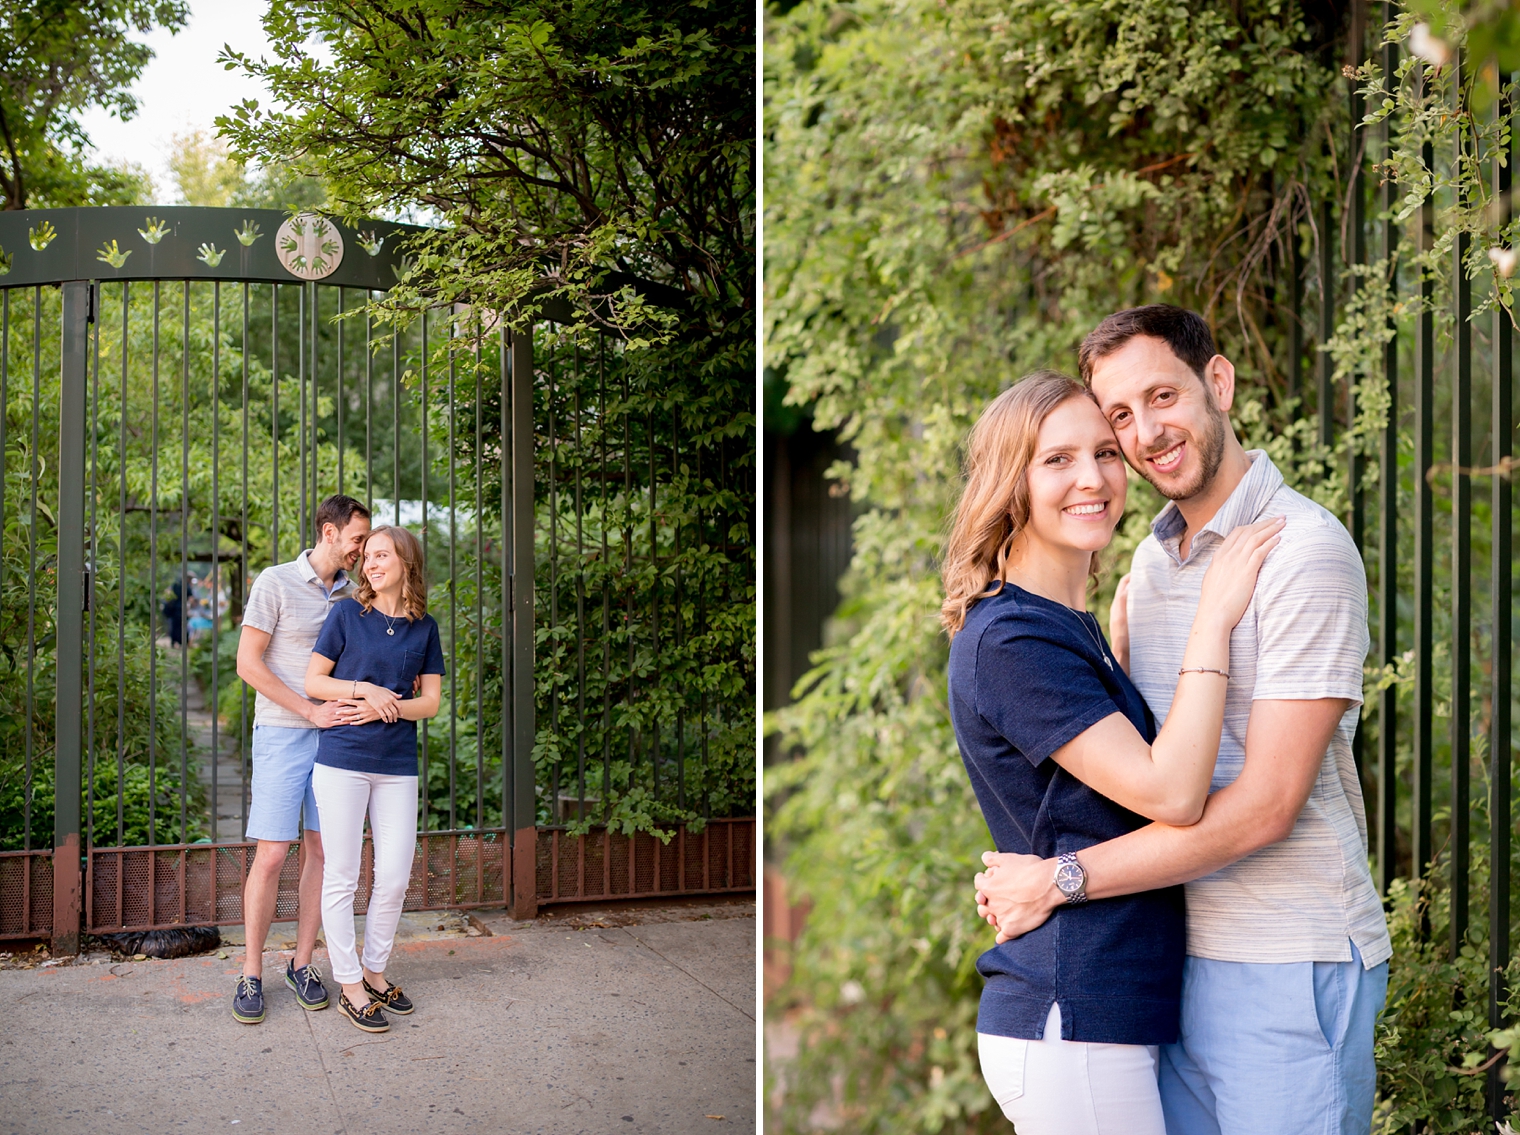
[245,725,322,841]
[1159,939,1388,1135]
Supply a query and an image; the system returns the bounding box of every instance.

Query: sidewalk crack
[305,1008,350,1134]
[619,927,754,1021]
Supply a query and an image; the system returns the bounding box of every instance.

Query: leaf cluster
[0,0,187,209]
[215,0,754,333]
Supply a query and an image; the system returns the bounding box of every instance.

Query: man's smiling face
[1087,334,1231,502]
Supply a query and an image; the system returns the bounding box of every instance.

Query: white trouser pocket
[977,1031,1028,1112]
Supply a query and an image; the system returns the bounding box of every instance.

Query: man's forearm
[1080,779,1284,899]
[237,655,315,721]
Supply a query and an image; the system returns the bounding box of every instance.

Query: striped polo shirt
[1127,450,1391,969]
[240,551,354,729]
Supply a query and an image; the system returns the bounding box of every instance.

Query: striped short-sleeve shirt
[1127,450,1391,969]
[240,551,354,729]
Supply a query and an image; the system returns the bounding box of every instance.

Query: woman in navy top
[304,525,444,1033]
[940,372,1280,1134]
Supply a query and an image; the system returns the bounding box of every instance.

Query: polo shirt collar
[1149,449,1283,565]
[296,549,351,598]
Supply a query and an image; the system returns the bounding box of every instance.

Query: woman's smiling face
[362,532,400,593]
[1020,395,1128,557]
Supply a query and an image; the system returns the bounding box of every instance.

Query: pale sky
[78,1,278,201]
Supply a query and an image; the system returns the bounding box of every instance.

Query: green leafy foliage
[0,0,187,209]
[761,0,1386,1130]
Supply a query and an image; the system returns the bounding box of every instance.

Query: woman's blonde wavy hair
[355,525,429,621]
[940,370,1096,639]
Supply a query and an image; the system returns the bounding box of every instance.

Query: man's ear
[1204,354,1236,414]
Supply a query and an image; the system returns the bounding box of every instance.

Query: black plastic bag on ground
[100,926,221,959]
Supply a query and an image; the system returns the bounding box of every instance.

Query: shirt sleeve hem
[1250,684,1364,706]
[240,614,277,635]
[1017,705,1126,767]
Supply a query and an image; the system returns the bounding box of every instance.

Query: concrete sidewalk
[0,900,755,1135]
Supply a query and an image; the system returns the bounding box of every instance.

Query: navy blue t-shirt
[312,598,446,776]
[947,584,1185,1045]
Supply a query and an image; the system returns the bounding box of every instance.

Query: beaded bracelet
[1178,666,1230,679]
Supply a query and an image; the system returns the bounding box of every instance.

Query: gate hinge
[82,570,90,611]
[86,284,95,325]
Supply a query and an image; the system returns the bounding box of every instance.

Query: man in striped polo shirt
[231,494,371,1024]
[975,306,1391,1135]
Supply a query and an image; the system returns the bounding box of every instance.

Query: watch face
[1054,862,1083,894]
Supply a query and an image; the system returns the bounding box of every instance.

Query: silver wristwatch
[1054,851,1088,905]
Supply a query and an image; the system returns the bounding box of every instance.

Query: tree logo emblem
[275,213,344,280]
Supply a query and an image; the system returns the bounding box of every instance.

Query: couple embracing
[231,494,445,1034]
[946,306,1390,1134]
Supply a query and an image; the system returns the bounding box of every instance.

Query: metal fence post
[52,280,89,955]
[509,325,538,919]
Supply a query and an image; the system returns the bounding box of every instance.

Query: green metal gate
[0,206,754,953]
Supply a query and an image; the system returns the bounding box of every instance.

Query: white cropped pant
[978,1001,1165,1135]
[310,765,417,985]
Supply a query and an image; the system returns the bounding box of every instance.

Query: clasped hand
[974,851,1061,944]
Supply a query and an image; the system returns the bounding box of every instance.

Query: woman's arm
[396,674,442,720]
[304,653,402,722]
[1047,516,1282,826]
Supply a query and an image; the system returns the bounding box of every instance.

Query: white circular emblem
[275,213,344,280]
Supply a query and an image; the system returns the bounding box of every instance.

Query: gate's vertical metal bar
[574,348,586,820]
[1347,7,1367,779]
[548,353,558,816]
[1377,7,1400,895]
[475,326,484,830]
[448,328,458,831]
[649,406,660,799]
[148,284,160,845]
[271,287,279,565]
[241,284,250,830]
[180,282,191,844]
[53,280,90,955]
[1319,198,1335,452]
[1450,55,1473,950]
[116,284,128,844]
[298,284,307,548]
[310,283,319,523]
[509,327,536,919]
[1348,1,1367,562]
[599,342,611,816]
[1490,76,1515,1121]
[337,290,345,496]
[1413,115,1436,886]
[211,283,220,841]
[1,291,7,615]
[364,302,373,515]
[420,310,429,833]
[674,410,684,808]
[1291,238,1304,405]
[86,284,99,859]
[392,329,400,525]
[26,290,40,852]
[499,323,510,847]
[624,365,635,798]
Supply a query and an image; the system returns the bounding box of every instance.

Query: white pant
[310,764,417,985]
[978,1002,1165,1135]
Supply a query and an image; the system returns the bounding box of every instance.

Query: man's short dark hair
[1077,305,1217,386]
[314,494,370,538]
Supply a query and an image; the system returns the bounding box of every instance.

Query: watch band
[1055,851,1088,905]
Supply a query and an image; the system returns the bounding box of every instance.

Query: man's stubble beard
[1134,403,1228,503]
